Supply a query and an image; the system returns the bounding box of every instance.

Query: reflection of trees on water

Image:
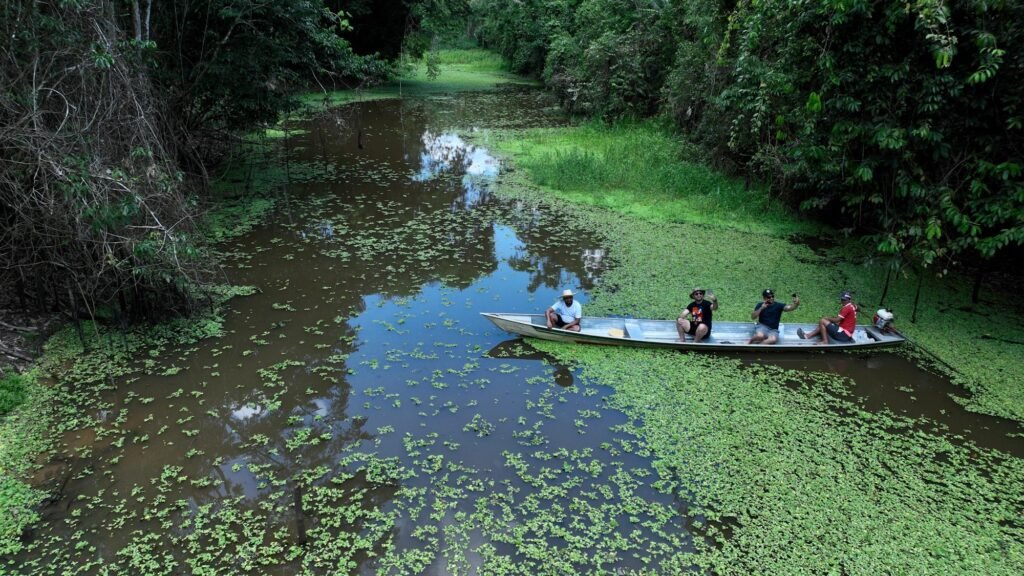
[414,130,500,211]
[502,202,607,293]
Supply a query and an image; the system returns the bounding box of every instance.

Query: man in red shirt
[797,291,857,344]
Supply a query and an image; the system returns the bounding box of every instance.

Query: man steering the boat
[546,289,582,332]
[677,287,717,343]
[747,289,800,344]
[798,291,857,344]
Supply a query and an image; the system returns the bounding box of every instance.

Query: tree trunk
[144,0,152,42]
[878,265,892,307]
[132,1,142,41]
[68,285,86,349]
[971,263,985,304]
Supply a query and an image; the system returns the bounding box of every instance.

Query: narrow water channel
[16,89,1022,574]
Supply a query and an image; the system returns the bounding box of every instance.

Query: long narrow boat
[481,313,905,352]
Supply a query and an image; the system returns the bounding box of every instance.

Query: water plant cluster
[529,343,1024,574]
[476,116,1024,572]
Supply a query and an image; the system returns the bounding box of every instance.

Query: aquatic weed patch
[530,342,1024,574]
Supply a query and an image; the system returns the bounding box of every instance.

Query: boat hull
[481,313,905,352]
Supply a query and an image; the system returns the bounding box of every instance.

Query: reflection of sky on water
[231,404,262,421]
[414,131,500,183]
[463,145,499,177]
[296,221,335,241]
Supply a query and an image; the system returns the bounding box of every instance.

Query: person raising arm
[747,289,800,344]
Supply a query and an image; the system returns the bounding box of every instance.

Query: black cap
[762,289,774,298]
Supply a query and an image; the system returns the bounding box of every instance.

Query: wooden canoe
[480,313,905,352]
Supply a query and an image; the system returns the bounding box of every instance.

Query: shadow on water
[485,338,575,387]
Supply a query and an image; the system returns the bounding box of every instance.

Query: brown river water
[15,89,1022,574]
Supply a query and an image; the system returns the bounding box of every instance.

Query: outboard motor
[873,308,895,331]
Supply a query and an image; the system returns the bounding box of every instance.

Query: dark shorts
[827,323,853,342]
[553,317,570,328]
[686,322,711,337]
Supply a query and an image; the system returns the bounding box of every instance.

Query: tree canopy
[0,0,398,322]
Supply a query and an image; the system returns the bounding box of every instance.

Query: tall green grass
[432,48,506,69]
[492,122,816,237]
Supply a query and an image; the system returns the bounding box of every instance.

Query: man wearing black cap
[798,291,857,344]
[747,289,800,344]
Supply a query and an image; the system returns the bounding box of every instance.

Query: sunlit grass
[489,122,819,237]
[432,48,506,69]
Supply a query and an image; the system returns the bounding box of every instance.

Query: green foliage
[0,474,40,556]
[0,369,49,557]
[0,372,27,416]
[150,0,381,130]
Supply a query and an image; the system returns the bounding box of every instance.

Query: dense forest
[2,0,1022,324]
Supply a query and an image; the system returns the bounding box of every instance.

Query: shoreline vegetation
[3,49,1022,572]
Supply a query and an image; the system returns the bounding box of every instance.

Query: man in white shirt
[546,289,582,331]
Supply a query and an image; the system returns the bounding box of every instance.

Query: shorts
[827,323,853,342]
[554,317,571,328]
[685,322,711,337]
[754,323,779,340]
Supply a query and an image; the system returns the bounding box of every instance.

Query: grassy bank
[490,122,817,237]
[482,122,1024,424]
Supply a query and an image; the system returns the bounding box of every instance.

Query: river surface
[16,89,1022,574]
